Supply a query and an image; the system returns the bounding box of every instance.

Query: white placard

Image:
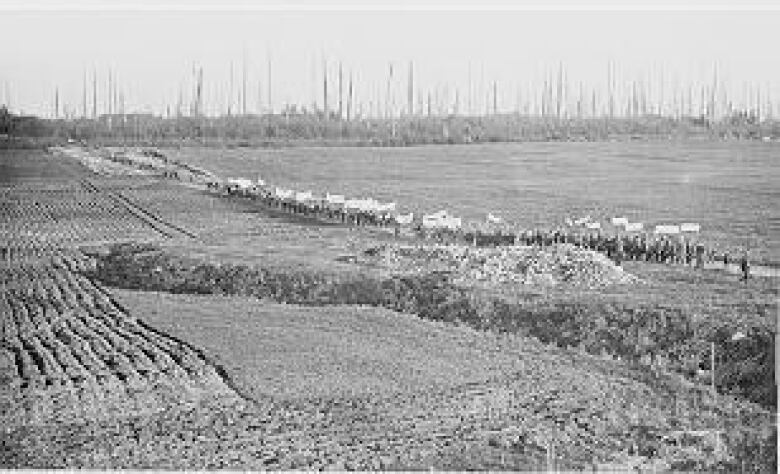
[680,223,700,233]
[655,225,681,235]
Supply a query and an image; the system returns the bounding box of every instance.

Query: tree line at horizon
[2,105,778,145]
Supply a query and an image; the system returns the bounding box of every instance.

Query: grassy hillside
[114,288,775,471]
[87,242,776,410]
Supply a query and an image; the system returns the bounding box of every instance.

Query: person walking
[677,236,686,265]
[614,235,624,266]
[695,243,705,269]
[685,240,693,266]
[740,251,750,282]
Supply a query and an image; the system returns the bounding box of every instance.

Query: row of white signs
[224,177,400,214]
[223,178,701,234]
[571,216,700,234]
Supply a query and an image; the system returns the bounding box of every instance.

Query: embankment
[84,242,776,410]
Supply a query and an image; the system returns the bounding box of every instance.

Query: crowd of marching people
[208,177,403,229]
[204,175,751,279]
[50,145,753,280]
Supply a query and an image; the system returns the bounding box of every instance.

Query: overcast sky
[1,1,778,117]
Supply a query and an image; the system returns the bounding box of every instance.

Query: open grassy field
[166,140,780,266]
[1,146,776,471]
[112,290,556,401]
[110,288,775,471]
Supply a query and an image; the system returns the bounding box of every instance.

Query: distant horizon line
[7,109,774,123]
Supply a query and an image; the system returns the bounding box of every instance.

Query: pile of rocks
[373,243,638,288]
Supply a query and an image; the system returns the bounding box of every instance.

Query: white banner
[275,187,294,199]
[487,213,503,224]
[624,222,644,232]
[423,216,461,230]
[655,224,681,235]
[294,191,313,203]
[375,202,397,213]
[228,177,253,189]
[395,213,414,225]
[344,199,363,209]
[326,193,345,204]
[425,210,450,220]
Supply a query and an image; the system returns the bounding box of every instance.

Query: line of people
[210,180,399,229]
[206,178,749,276]
[427,228,711,267]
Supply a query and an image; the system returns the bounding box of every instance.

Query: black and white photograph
[0,1,777,471]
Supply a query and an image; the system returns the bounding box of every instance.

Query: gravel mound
[373,243,639,288]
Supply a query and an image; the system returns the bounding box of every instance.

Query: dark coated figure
[614,237,624,266]
[695,243,705,269]
[740,252,750,282]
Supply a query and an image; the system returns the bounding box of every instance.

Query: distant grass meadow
[167,140,780,266]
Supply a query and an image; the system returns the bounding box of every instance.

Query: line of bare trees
[2,104,778,147]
